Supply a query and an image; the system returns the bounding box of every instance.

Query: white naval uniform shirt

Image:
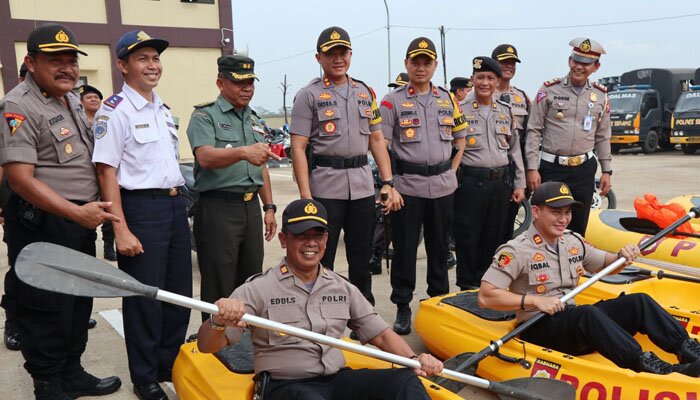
[92,84,184,190]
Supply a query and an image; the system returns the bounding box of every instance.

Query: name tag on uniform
[582,115,593,132]
[135,123,150,129]
[218,123,232,130]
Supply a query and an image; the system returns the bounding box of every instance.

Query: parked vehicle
[670,68,700,155]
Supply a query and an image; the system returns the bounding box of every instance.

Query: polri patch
[497,251,513,268]
[4,112,26,135]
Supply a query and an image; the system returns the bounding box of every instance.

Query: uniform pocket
[320,303,350,337]
[437,116,455,141]
[496,130,512,150]
[267,306,302,345]
[464,132,484,151]
[318,107,341,137]
[49,125,81,163]
[358,106,372,135]
[398,117,422,143]
[528,270,554,294]
[214,124,241,147]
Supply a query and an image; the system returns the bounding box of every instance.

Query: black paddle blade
[15,242,148,298]
[428,352,478,393]
[489,377,576,400]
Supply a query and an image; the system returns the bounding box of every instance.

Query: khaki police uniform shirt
[0,74,99,202]
[186,94,265,193]
[380,84,468,199]
[494,85,530,132]
[525,75,612,171]
[482,223,607,323]
[290,76,381,200]
[224,258,389,380]
[460,92,525,189]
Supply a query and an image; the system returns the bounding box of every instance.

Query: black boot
[87,318,97,329]
[445,251,456,270]
[369,249,382,275]
[61,370,121,398]
[635,351,675,375]
[34,377,71,400]
[4,323,20,351]
[393,306,412,335]
[676,338,700,364]
[673,358,700,378]
[103,244,117,261]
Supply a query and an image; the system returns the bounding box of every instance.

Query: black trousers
[265,368,430,400]
[453,173,512,289]
[194,195,263,320]
[315,196,375,305]
[101,220,114,247]
[119,193,192,384]
[539,157,596,235]
[521,293,689,370]
[4,193,95,379]
[390,194,453,306]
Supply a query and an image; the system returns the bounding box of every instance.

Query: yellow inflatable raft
[416,291,700,400]
[173,339,463,400]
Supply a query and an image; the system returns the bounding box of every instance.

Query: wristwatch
[602,170,613,176]
[381,179,395,188]
[262,204,277,213]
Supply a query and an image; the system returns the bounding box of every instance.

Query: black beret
[472,56,502,77]
[450,77,471,91]
[78,84,103,100]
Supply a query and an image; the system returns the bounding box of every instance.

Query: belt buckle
[489,169,499,179]
[567,156,583,167]
[168,188,178,197]
[243,192,254,202]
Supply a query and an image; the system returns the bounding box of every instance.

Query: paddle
[637,257,700,278]
[14,242,574,400]
[619,266,700,285]
[434,206,700,389]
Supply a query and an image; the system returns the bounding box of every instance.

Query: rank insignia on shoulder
[194,101,215,108]
[592,82,608,93]
[543,78,561,87]
[280,265,289,274]
[497,251,513,268]
[533,234,543,245]
[103,94,123,109]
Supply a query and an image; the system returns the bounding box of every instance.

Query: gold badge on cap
[330,30,341,40]
[418,40,428,49]
[507,46,514,53]
[137,31,151,41]
[65,142,73,154]
[55,30,70,43]
[580,39,591,53]
[560,184,570,195]
[473,58,483,69]
[304,202,318,215]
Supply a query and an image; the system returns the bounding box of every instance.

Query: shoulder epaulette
[543,78,561,87]
[592,82,608,93]
[163,103,171,110]
[496,99,512,109]
[103,94,123,109]
[512,86,531,101]
[436,85,451,95]
[244,271,264,283]
[352,78,375,100]
[193,101,215,109]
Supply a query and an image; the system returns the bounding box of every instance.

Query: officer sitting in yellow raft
[479,182,700,377]
[196,199,443,399]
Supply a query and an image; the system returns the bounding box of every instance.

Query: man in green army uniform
[186,55,279,320]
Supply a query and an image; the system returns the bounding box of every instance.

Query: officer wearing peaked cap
[388,72,409,89]
[0,23,122,399]
[93,29,191,400]
[290,26,399,306]
[525,37,612,236]
[453,56,525,291]
[379,37,468,335]
[186,54,278,323]
[479,181,700,377]
[196,198,443,399]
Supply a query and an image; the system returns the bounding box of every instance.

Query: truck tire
[681,144,698,155]
[642,130,659,154]
[659,139,675,151]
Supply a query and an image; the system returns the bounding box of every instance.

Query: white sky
[231,0,700,112]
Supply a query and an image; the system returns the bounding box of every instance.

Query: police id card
[582,115,593,132]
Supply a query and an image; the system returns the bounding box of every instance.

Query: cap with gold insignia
[450,77,471,91]
[27,23,87,56]
[406,37,437,60]
[491,44,521,63]
[218,55,258,81]
[472,56,502,77]
[78,84,103,100]
[388,72,409,88]
[531,181,583,208]
[569,37,606,64]
[316,26,352,53]
[282,199,330,234]
[116,30,169,59]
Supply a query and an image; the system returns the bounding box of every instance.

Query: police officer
[186,55,278,320]
[92,30,191,400]
[290,26,399,305]
[380,37,467,335]
[388,72,409,89]
[449,77,471,104]
[453,57,525,291]
[526,37,612,235]
[479,181,700,376]
[78,85,103,126]
[492,44,532,239]
[0,23,121,399]
[197,199,443,400]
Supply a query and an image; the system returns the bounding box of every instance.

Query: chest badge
[536,273,549,283]
[324,109,335,118]
[514,95,523,103]
[400,118,412,127]
[555,111,564,120]
[590,92,598,102]
[532,252,545,262]
[323,121,337,134]
[535,284,547,294]
[60,127,70,136]
[401,101,415,108]
[404,128,416,139]
[358,92,369,99]
[442,117,454,125]
[319,92,332,100]
[467,136,477,147]
[64,142,73,154]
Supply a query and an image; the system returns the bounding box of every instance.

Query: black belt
[395,158,451,177]
[199,190,258,202]
[121,187,183,197]
[460,165,509,181]
[313,155,368,169]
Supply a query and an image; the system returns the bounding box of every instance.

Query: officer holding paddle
[479,181,700,377]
